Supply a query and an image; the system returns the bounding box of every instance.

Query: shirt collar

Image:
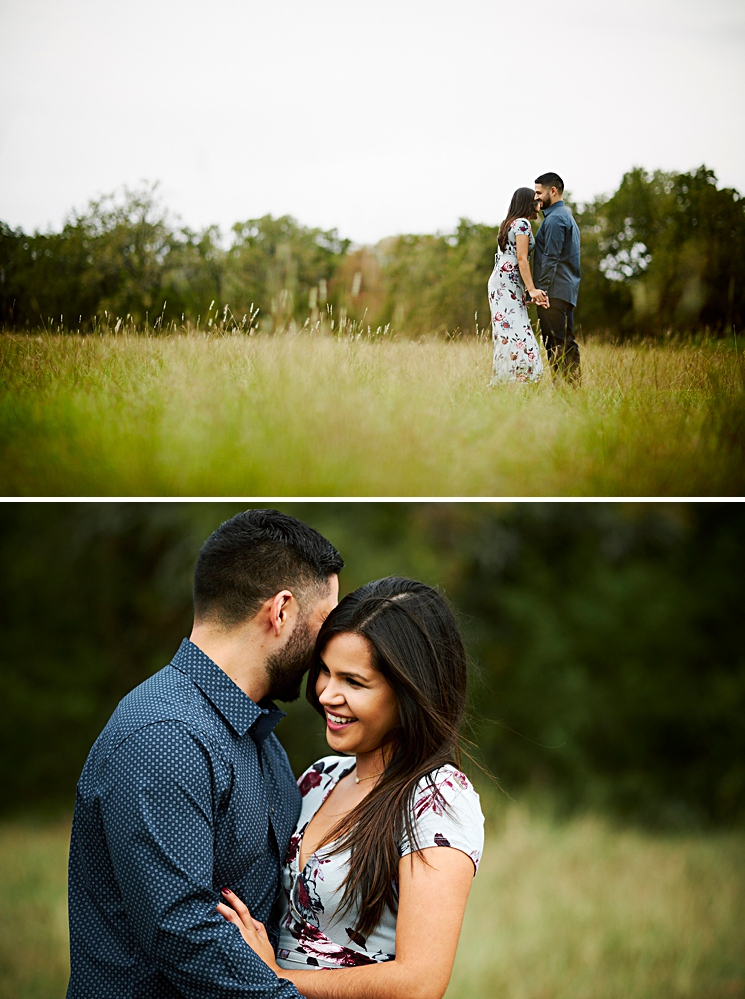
[170,638,285,741]
[542,199,565,216]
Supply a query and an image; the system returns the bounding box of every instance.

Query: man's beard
[265,617,315,702]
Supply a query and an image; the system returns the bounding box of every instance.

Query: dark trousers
[539,298,581,383]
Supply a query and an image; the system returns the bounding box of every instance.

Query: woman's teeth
[327,712,356,725]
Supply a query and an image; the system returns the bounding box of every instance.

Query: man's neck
[188,624,269,703]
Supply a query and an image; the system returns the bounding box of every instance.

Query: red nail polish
[221,887,231,894]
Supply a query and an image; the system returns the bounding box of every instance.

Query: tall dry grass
[447,806,745,999]
[0,818,70,999]
[0,331,743,495]
[1,809,743,999]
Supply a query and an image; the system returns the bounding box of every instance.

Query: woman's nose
[318,681,344,705]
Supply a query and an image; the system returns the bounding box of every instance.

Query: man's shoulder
[547,204,573,224]
[119,663,195,718]
[95,665,207,760]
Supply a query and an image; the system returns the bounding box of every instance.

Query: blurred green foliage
[579,166,745,335]
[0,186,348,334]
[1,168,743,336]
[1,503,742,827]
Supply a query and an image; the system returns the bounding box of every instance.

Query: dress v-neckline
[297,760,356,873]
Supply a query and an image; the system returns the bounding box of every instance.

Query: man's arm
[535,216,567,293]
[100,721,300,999]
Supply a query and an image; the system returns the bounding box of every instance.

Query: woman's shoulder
[510,217,533,235]
[412,765,481,812]
[404,765,485,871]
[297,755,354,798]
[411,765,484,833]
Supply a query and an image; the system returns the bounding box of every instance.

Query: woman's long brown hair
[305,577,469,940]
[497,187,538,251]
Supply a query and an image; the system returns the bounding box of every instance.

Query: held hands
[528,288,550,309]
[217,888,283,975]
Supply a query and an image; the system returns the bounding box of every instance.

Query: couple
[489,171,582,385]
[66,509,484,999]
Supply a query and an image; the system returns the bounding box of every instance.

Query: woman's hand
[216,888,282,975]
[530,288,550,308]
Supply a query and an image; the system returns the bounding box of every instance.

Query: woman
[218,577,484,999]
[488,186,548,384]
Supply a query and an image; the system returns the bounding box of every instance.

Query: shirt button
[270,806,275,814]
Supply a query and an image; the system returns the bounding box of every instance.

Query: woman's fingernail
[221,887,232,894]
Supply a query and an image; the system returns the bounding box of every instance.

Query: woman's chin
[326,728,351,750]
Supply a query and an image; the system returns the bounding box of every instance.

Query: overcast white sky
[1,0,743,244]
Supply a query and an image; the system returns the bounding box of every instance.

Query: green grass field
[448,807,745,999]
[1,331,743,496]
[0,818,70,999]
[1,808,743,999]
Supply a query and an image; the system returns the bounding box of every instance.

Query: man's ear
[268,590,295,637]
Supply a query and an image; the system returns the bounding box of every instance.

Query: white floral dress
[488,217,544,384]
[275,756,484,970]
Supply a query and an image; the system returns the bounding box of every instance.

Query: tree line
[1,502,742,828]
[1,166,743,337]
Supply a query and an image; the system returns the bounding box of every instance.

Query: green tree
[2,168,744,335]
[0,185,225,329]
[577,167,745,334]
[224,216,350,331]
[372,220,499,335]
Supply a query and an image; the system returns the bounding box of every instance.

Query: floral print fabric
[275,756,484,970]
[488,217,544,384]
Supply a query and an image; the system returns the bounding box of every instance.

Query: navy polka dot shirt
[67,639,303,999]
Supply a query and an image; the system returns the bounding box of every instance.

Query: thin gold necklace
[355,770,384,784]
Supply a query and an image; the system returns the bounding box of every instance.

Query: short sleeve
[510,218,532,238]
[399,767,485,875]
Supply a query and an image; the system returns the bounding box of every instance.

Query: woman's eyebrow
[336,669,371,682]
[318,657,372,682]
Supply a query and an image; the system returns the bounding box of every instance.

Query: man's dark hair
[535,172,564,194]
[194,509,343,627]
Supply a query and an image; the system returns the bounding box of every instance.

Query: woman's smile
[325,711,358,731]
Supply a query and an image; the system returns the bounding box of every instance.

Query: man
[67,508,343,999]
[533,172,582,383]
